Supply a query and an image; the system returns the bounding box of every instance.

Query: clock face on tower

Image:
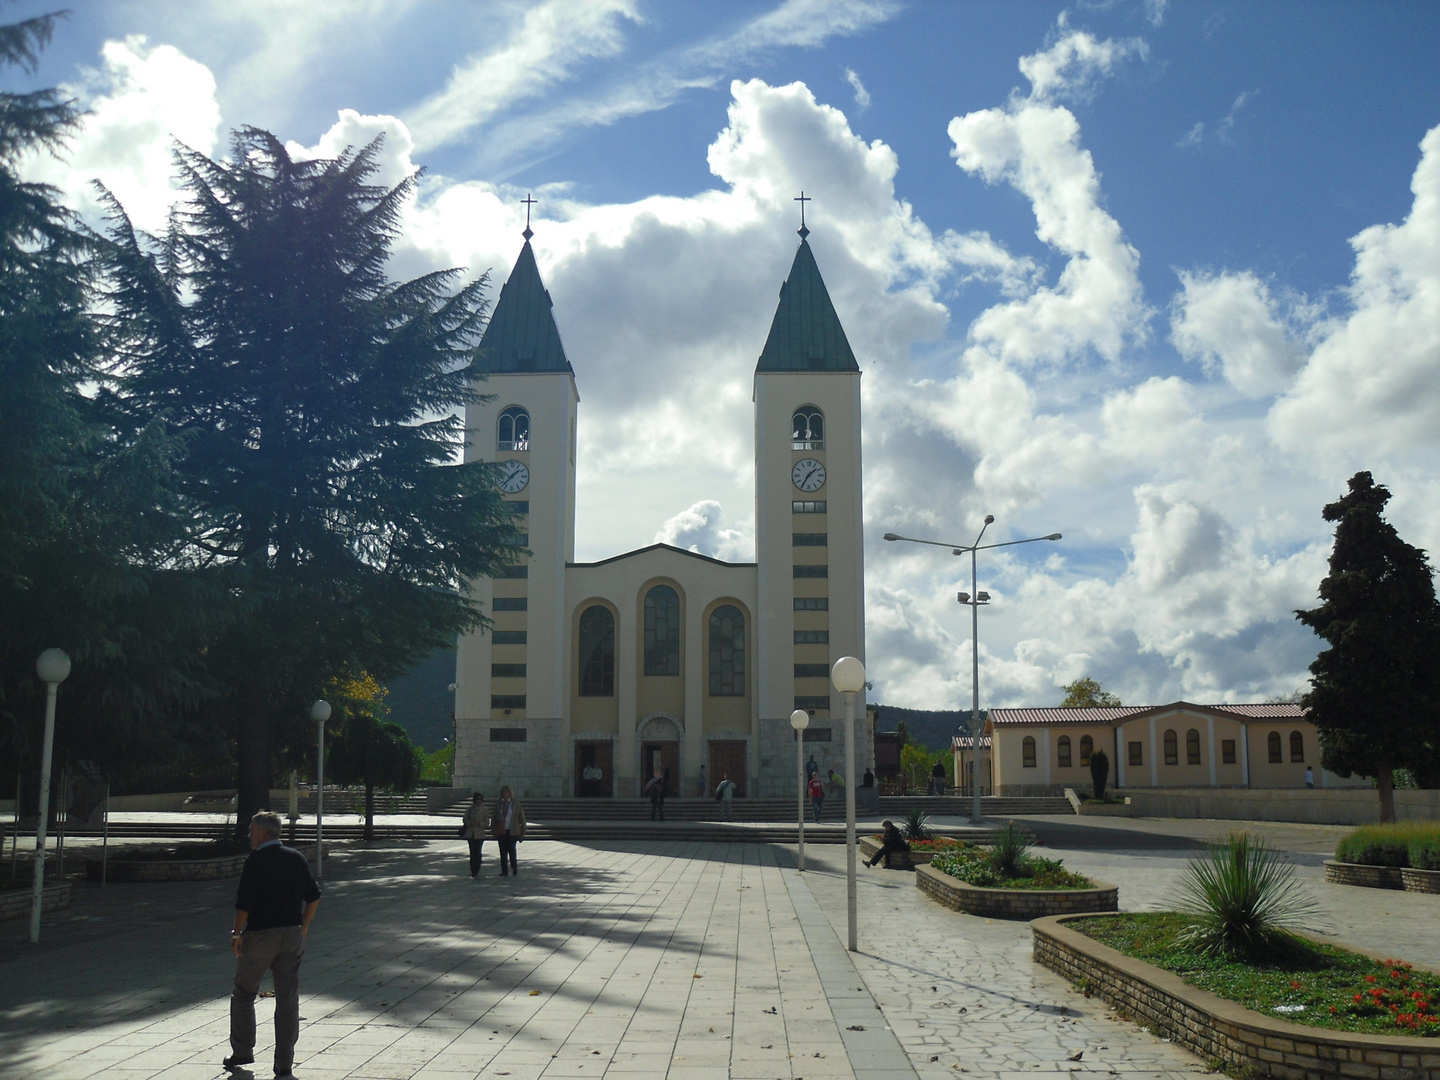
[497,460,530,494]
[791,458,826,492]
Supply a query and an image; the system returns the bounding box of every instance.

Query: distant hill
[870,704,987,752]
[384,646,456,752]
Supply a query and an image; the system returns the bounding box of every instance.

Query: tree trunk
[364,783,375,843]
[236,698,271,842]
[1376,766,1396,823]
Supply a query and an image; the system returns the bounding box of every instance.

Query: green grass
[1335,822,1440,869]
[1072,912,1440,1037]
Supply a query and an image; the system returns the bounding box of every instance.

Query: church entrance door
[708,741,747,797]
[575,742,613,797]
[641,742,679,797]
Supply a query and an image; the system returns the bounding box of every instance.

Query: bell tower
[453,209,579,796]
[753,209,866,790]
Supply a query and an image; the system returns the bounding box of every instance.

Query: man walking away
[227,811,321,1080]
[715,774,736,821]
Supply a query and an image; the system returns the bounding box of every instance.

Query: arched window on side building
[1163,729,1178,765]
[1057,736,1072,768]
[1186,728,1201,765]
[1022,736,1037,768]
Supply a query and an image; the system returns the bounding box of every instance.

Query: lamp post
[831,656,866,952]
[883,521,1061,824]
[31,648,70,944]
[311,699,331,880]
[790,709,809,871]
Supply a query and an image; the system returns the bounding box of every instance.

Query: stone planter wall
[1077,801,1131,817]
[1324,860,1405,890]
[1033,914,1440,1080]
[1400,867,1440,894]
[0,882,71,921]
[87,845,316,883]
[915,862,1117,919]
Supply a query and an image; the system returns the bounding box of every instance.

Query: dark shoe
[223,1053,255,1070]
[275,1073,297,1080]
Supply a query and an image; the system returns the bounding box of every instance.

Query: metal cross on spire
[794,191,811,239]
[521,193,537,240]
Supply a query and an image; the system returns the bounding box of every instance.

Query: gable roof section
[987,702,1307,727]
[756,239,859,373]
[568,542,756,570]
[476,241,573,374]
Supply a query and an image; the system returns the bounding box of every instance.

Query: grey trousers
[231,925,305,1071]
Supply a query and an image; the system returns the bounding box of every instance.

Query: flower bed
[1034,913,1440,1080]
[929,843,1094,889]
[857,835,969,868]
[916,862,1117,918]
[87,844,316,882]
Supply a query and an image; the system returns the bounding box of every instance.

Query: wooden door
[708,740,747,797]
[575,741,613,797]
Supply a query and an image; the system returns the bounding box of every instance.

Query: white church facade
[452,221,872,799]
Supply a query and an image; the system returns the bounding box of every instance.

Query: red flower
[1366,975,1377,983]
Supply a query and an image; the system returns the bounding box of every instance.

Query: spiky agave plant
[989,820,1034,878]
[902,807,932,842]
[1175,832,1320,961]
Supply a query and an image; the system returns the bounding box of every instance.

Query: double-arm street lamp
[883,518,1061,825]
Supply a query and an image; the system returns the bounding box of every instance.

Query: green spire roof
[756,237,858,373]
[476,241,573,374]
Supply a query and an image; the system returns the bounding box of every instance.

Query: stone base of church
[454,717,566,799]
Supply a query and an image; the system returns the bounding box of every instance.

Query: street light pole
[31,649,70,944]
[790,709,809,872]
[311,699,331,880]
[883,522,1061,825]
[831,656,866,952]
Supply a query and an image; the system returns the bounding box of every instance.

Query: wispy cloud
[844,66,871,111]
[407,0,900,169]
[1177,91,1255,149]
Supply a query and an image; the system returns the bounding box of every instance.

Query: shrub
[1089,749,1109,801]
[1409,838,1440,871]
[1335,822,1440,867]
[990,820,1033,877]
[1175,832,1320,962]
[902,807,933,842]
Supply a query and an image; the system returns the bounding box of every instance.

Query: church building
[452,217,871,800]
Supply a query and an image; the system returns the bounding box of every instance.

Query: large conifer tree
[1296,471,1440,821]
[101,129,519,830]
[0,10,215,790]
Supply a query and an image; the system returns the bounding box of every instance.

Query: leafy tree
[1088,748,1109,801]
[420,741,454,786]
[1296,472,1440,822]
[0,9,217,793]
[1060,676,1121,708]
[894,719,910,750]
[99,128,522,832]
[326,673,421,841]
[900,742,948,791]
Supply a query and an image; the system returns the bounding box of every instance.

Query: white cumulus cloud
[1171,270,1307,398]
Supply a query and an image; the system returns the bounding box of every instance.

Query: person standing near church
[645,768,665,820]
[715,774,737,821]
[226,811,321,1080]
[808,771,825,824]
[492,786,525,876]
[461,792,488,877]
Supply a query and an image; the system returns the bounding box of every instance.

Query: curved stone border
[86,845,316,883]
[1401,867,1440,894]
[915,862,1117,919]
[1325,860,1405,890]
[0,882,71,921]
[1032,913,1440,1080]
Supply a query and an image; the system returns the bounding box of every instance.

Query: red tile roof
[987,701,1306,726]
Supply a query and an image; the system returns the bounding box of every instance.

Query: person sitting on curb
[865,819,911,869]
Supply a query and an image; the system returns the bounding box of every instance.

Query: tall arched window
[1079,735,1093,766]
[498,406,530,450]
[1022,736,1037,768]
[1186,728,1201,765]
[1057,736,1072,768]
[1163,729,1178,765]
[644,585,680,676]
[1290,730,1305,762]
[578,606,614,697]
[791,406,824,450]
[1268,731,1283,763]
[708,605,745,696]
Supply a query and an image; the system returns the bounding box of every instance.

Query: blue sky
[7,0,1440,710]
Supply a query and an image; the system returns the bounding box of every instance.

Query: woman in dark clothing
[865,819,911,868]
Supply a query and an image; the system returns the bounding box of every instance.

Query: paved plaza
[2,816,1436,1080]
